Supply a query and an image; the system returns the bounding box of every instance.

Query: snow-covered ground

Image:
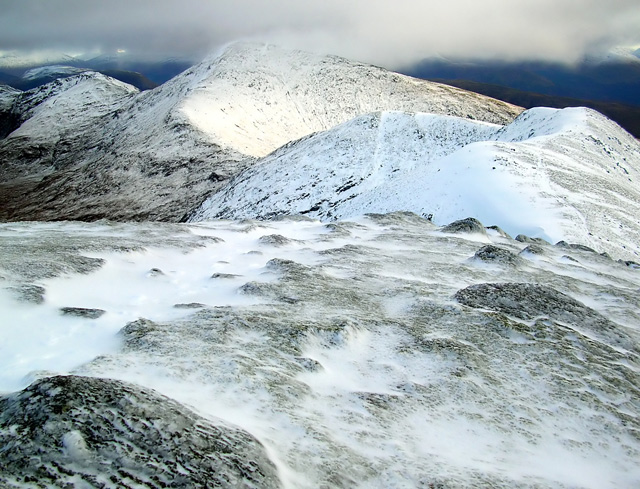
[191,107,640,262]
[1,215,639,488]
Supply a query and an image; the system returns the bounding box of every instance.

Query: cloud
[1,0,639,67]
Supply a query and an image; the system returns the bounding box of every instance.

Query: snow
[0,216,639,488]
[2,41,640,489]
[191,106,640,261]
[21,65,87,81]
[174,42,522,157]
[6,72,138,141]
[0,41,523,222]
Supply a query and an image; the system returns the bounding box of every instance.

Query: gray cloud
[1,0,639,67]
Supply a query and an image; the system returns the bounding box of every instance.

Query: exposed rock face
[0,375,280,489]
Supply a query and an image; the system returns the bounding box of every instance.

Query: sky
[1,0,640,68]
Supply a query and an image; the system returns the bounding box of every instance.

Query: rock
[618,259,640,269]
[6,284,45,304]
[519,244,546,256]
[486,225,512,239]
[266,258,305,272]
[258,234,292,246]
[454,283,623,343]
[562,255,580,263]
[555,241,598,253]
[147,267,165,277]
[118,318,159,349]
[440,217,486,235]
[60,307,105,319]
[294,357,323,372]
[173,302,207,309]
[211,273,241,279]
[238,281,274,296]
[0,375,280,488]
[473,245,523,265]
[515,234,549,245]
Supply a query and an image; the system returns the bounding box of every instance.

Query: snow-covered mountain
[190,106,640,261]
[0,42,521,222]
[1,42,640,489]
[20,65,87,81]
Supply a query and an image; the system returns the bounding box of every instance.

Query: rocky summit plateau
[0,42,639,488]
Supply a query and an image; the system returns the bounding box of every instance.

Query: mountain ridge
[190,106,640,261]
[0,42,522,222]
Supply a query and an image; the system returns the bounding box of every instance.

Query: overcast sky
[1,0,639,68]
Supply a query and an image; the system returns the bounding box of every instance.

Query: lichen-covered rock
[554,241,598,253]
[453,282,633,350]
[473,245,523,265]
[60,307,105,319]
[440,217,486,235]
[455,282,600,323]
[6,284,45,304]
[258,234,293,246]
[0,375,281,489]
[519,244,546,256]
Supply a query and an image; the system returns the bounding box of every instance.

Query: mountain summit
[0,42,521,222]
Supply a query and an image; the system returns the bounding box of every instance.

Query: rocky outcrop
[440,217,487,235]
[0,375,280,489]
[472,245,523,265]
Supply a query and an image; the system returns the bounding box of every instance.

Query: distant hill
[0,56,193,92]
[401,58,640,106]
[427,78,640,138]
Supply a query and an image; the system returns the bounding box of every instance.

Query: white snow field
[0,215,639,488]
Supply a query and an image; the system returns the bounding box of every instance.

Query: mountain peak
[172,42,521,157]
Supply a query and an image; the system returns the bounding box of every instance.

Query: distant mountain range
[400,56,640,137]
[0,51,193,91]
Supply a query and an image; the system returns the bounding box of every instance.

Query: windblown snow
[0,215,639,488]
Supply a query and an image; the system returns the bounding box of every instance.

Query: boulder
[0,375,280,488]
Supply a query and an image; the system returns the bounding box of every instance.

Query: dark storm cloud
[1,0,639,66]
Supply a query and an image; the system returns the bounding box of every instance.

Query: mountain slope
[173,42,522,157]
[0,42,522,222]
[426,78,640,138]
[190,107,640,261]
